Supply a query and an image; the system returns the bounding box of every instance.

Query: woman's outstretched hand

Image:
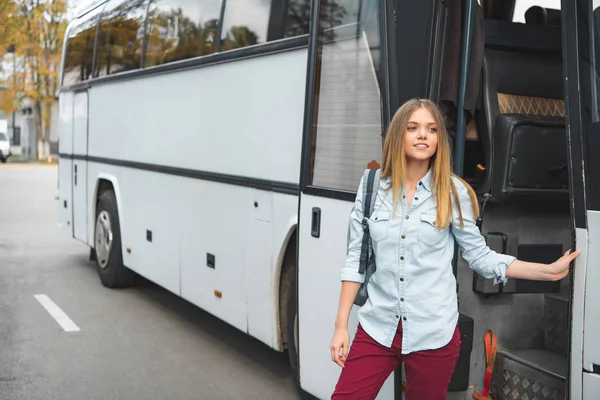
[548,249,581,280]
[330,327,350,368]
[506,248,581,281]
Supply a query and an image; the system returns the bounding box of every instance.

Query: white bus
[58,0,600,398]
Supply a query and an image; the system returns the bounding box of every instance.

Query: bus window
[62,11,100,86]
[144,0,221,67]
[512,0,561,23]
[95,0,148,77]
[307,0,383,191]
[220,0,273,51]
[266,0,311,41]
[220,0,313,51]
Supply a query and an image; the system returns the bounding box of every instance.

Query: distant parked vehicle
[0,132,11,163]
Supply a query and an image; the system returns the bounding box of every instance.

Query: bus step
[543,292,569,356]
[491,348,566,400]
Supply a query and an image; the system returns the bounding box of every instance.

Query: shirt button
[401,298,404,302]
[403,317,407,321]
[401,235,406,239]
[400,256,404,261]
[396,315,399,319]
[405,215,409,220]
[415,197,419,201]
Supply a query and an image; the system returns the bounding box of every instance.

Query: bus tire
[286,260,299,384]
[94,189,135,288]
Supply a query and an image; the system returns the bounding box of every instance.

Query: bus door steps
[491,348,566,400]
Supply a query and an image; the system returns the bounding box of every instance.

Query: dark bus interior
[439,0,571,398]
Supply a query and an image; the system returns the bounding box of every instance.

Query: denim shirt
[341,169,516,353]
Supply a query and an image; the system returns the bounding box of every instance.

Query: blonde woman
[330,99,579,400]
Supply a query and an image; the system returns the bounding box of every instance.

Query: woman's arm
[505,249,580,281]
[331,281,360,368]
[451,178,580,283]
[335,281,361,328]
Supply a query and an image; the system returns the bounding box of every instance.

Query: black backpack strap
[358,169,379,274]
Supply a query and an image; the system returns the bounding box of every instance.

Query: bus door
[563,0,600,396]
[296,1,445,398]
[72,90,89,244]
[296,1,391,397]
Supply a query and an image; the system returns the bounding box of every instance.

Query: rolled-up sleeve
[450,178,516,284]
[341,176,366,283]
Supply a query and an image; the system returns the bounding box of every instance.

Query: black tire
[94,189,136,288]
[286,259,299,384]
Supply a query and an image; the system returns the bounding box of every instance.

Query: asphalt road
[0,164,299,400]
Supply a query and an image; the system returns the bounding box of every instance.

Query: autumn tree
[0,0,20,122]
[0,0,68,159]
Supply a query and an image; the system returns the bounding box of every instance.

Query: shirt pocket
[367,209,391,242]
[417,212,448,246]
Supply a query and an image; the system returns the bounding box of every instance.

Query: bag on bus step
[353,168,381,306]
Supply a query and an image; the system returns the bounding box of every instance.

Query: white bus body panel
[58,92,74,231]
[83,48,307,349]
[72,91,88,243]
[570,227,588,400]
[584,211,600,373]
[87,49,307,182]
[583,372,600,400]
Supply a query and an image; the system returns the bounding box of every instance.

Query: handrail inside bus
[454,0,475,177]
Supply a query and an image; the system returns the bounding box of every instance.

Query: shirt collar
[380,168,433,192]
[419,168,433,192]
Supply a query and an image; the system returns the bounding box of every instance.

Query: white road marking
[34,294,81,332]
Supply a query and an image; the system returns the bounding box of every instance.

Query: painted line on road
[34,294,81,332]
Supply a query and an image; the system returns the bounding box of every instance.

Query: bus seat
[525,6,561,27]
[479,47,568,203]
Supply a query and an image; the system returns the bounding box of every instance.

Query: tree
[0,1,20,120]
[0,0,68,159]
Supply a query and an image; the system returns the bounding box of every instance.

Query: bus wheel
[94,189,135,288]
[286,262,299,384]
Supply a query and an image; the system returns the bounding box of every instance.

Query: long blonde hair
[380,99,479,229]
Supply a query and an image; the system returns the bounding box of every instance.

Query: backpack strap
[358,169,381,274]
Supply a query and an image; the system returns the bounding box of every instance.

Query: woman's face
[403,107,439,163]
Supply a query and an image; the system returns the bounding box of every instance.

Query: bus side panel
[246,192,298,351]
[179,180,250,334]
[58,158,73,230]
[87,161,184,297]
[58,92,74,233]
[570,227,588,400]
[583,372,600,398]
[87,48,307,184]
[583,210,600,371]
[86,48,307,346]
[72,91,89,244]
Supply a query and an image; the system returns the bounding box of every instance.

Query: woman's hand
[548,249,581,280]
[330,326,350,368]
[506,248,581,281]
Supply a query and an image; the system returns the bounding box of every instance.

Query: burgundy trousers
[332,323,461,400]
